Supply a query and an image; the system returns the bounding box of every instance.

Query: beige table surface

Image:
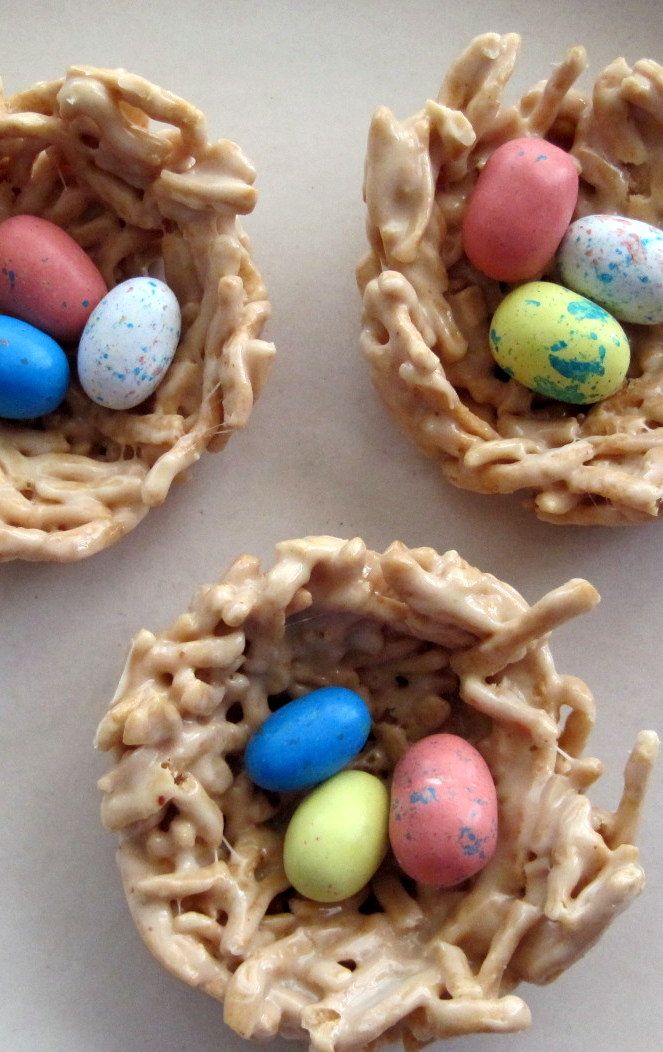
[1,2,661,1050]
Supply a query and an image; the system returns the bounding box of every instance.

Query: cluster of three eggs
[245,686,498,903]
[0,214,181,420]
[462,137,663,405]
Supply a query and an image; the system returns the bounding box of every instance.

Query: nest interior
[96,536,658,1052]
[0,66,274,561]
[358,33,663,525]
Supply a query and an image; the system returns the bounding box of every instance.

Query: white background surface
[1,2,662,1050]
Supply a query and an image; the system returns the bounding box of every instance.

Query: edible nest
[97,536,657,1051]
[0,66,274,560]
[358,33,663,524]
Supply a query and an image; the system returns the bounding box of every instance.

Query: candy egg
[558,214,663,325]
[462,137,579,282]
[489,281,630,404]
[77,277,181,410]
[0,315,69,419]
[283,770,389,902]
[0,215,107,341]
[389,734,497,887]
[246,686,371,792]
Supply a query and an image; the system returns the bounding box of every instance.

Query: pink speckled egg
[389,733,497,887]
[0,215,107,341]
[462,137,578,283]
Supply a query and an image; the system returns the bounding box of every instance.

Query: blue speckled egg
[0,314,69,419]
[77,277,181,410]
[245,686,372,792]
[490,281,630,405]
[558,214,663,324]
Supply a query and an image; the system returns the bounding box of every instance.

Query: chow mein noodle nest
[0,66,274,560]
[358,34,663,525]
[97,535,657,1050]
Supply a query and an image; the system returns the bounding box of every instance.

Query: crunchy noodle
[358,34,663,524]
[0,66,274,560]
[96,536,658,1050]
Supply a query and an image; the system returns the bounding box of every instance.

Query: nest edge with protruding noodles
[0,66,274,560]
[358,34,663,525]
[96,535,658,1051]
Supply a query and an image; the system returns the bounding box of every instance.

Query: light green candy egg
[489,281,630,404]
[283,770,389,903]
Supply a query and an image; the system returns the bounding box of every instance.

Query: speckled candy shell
[558,214,663,325]
[389,733,498,886]
[77,277,181,411]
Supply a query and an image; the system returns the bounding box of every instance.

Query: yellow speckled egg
[489,281,630,404]
[283,770,389,903]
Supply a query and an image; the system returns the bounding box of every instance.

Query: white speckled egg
[77,277,181,410]
[558,214,663,325]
